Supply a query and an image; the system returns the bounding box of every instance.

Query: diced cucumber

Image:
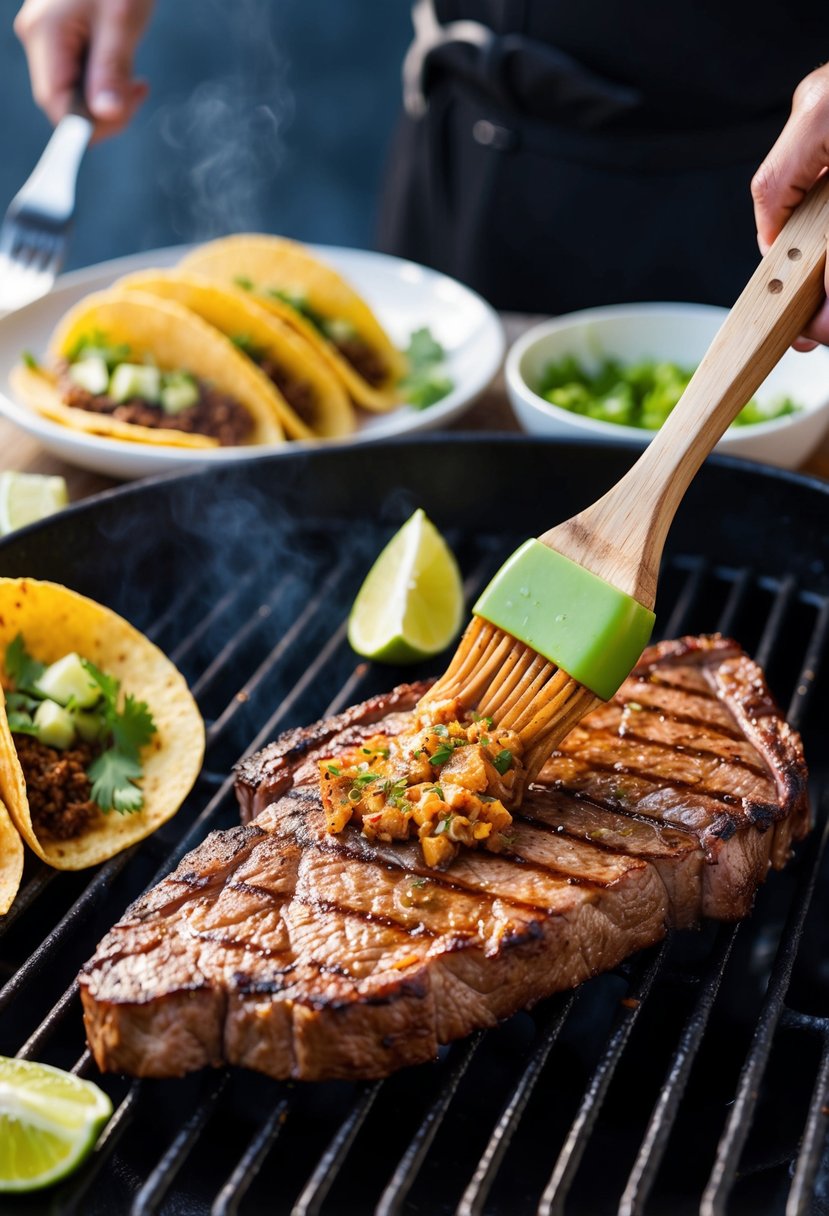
[109,363,161,404]
[72,708,107,743]
[160,374,199,414]
[36,653,101,708]
[33,700,76,749]
[68,356,109,396]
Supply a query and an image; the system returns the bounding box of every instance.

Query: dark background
[0,0,413,271]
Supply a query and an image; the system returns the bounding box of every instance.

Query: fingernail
[92,90,124,117]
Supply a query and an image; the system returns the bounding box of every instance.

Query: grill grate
[1,440,828,1216]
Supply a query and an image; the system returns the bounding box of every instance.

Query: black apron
[376,0,829,313]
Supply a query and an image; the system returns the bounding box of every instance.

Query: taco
[10,291,286,448]
[0,798,23,915]
[115,271,355,440]
[179,235,408,411]
[0,579,205,871]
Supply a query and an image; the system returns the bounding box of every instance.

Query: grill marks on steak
[80,637,810,1082]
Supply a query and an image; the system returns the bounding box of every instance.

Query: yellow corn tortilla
[0,578,205,871]
[116,271,355,440]
[179,235,408,411]
[11,290,286,447]
[0,793,23,916]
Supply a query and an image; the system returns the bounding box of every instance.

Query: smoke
[153,0,295,240]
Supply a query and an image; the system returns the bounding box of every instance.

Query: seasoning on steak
[13,733,100,840]
[80,636,810,1083]
[59,373,253,446]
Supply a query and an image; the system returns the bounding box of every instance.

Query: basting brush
[422,176,829,782]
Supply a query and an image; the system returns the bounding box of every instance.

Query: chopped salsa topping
[3,634,158,839]
[56,332,253,446]
[318,699,524,869]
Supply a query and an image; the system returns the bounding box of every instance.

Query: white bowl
[505,303,829,469]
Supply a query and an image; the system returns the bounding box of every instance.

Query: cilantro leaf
[399,328,453,410]
[112,693,157,758]
[87,748,145,814]
[429,743,454,767]
[7,711,39,736]
[5,634,45,694]
[22,350,39,370]
[406,327,445,371]
[493,749,513,775]
[80,658,119,709]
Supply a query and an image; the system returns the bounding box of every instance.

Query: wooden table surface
[3,314,829,503]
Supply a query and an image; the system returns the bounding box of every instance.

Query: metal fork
[0,97,94,316]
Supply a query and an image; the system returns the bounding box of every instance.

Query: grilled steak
[80,636,809,1081]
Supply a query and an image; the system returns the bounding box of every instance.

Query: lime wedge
[0,472,69,537]
[0,1056,112,1192]
[348,508,464,663]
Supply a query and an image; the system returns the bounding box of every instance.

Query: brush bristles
[420,618,602,782]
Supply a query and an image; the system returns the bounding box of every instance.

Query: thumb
[84,4,143,121]
[752,67,829,253]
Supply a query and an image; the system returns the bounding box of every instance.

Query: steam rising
[155,0,294,239]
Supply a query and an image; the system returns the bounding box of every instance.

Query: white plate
[0,244,505,480]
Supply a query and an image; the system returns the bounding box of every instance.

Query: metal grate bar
[661,560,707,639]
[62,1083,142,1216]
[715,567,753,636]
[131,1072,231,1216]
[376,1033,484,1216]
[291,1082,383,1216]
[457,994,577,1216]
[618,923,740,1216]
[211,1095,292,1216]
[205,562,350,743]
[754,575,797,670]
[16,978,81,1059]
[0,848,136,1015]
[537,940,670,1216]
[787,596,829,730]
[168,562,268,667]
[701,805,829,1215]
[786,1030,829,1216]
[0,864,54,940]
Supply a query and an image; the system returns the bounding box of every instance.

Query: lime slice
[0,472,69,537]
[0,1056,112,1192]
[348,508,464,663]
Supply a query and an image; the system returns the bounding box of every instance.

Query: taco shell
[115,271,355,439]
[179,235,408,411]
[0,579,205,871]
[0,794,23,915]
[11,291,287,447]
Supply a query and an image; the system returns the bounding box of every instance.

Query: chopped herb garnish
[351,772,379,789]
[434,814,453,836]
[4,634,45,695]
[471,712,494,727]
[433,724,449,737]
[324,763,341,776]
[627,701,643,711]
[399,326,453,410]
[7,711,39,736]
[382,777,409,808]
[21,350,38,370]
[427,785,445,801]
[429,743,454,767]
[233,275,254,291]
[492,749,513,775]
[411,877,428,889]
[80,659,157,812]
[66,331,131,370]
[230,333,265,360]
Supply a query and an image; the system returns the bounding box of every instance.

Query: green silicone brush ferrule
[473,539,656,702]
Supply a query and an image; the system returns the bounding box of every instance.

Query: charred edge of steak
[629,635,810,853]
[234,681,432,824]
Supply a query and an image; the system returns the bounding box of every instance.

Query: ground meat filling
[331,336,387,388]
[59,370,254,446]
[12,733,101,841]
[259,358,317,426]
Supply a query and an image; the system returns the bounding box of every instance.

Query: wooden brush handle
[541,174,829,608]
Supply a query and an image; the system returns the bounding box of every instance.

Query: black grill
[1,437,828,1216]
